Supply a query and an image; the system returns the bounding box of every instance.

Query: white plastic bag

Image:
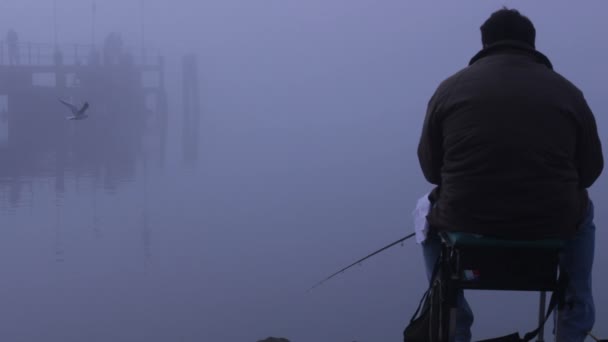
[412,192,431,244]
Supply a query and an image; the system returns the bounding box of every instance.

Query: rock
[256,337,290,342]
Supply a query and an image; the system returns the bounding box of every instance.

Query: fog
[0,1,606,341]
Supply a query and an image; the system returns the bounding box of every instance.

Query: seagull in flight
[59,98,90,120]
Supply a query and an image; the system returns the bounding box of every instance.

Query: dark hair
[480,7,536,48]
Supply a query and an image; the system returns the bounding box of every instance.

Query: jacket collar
[469,40,553,70]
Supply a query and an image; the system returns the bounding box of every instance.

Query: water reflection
[54,200,65,263]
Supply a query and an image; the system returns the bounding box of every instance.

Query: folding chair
[437,232,565,342]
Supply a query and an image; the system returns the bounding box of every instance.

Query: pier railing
[0,41,162,67]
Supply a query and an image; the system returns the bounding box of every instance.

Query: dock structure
[181,53,200,165]
[0,35,169,204]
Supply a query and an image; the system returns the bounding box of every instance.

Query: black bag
[403,260,442,342]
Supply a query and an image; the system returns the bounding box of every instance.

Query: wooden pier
[0,37,169,202]
[181,53,200,165]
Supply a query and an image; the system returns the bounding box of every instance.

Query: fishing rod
[307,232,416,292]
[587,332,608,342]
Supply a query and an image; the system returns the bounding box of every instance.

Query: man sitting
[417,8,603,342]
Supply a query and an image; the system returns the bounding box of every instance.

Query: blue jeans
[421,200,596,342]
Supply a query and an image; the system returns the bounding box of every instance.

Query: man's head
[480,7,536,48]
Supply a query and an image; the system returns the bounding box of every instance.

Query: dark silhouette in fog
[103,32,124,66]
[181,53,200,165]
[417,8,602,341]
[6,29,19,65]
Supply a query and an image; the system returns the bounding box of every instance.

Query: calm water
[0,108,606,342]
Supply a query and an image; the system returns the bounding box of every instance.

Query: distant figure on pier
[6,29,19,65]
[88,49,101,66]
[58,98,90,120]
[53,49,64,66]
[103,32,124,66]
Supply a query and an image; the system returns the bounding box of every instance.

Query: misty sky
[1,1,607,341]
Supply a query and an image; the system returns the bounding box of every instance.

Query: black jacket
[418,41,603,239]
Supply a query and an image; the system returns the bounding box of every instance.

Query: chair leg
[553,306,559,342]
[537,291,546,342]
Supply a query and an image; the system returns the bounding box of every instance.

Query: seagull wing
[78,102,89,115]
[58,98,78,114]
